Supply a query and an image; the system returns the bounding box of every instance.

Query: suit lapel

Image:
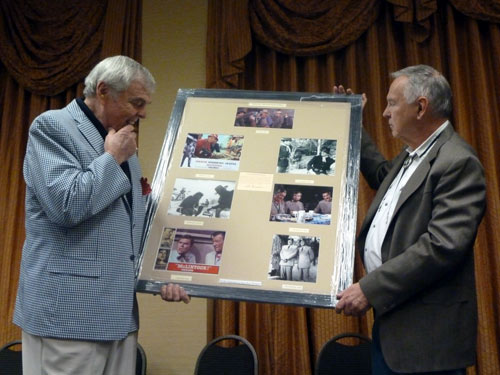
[68,100,136,218]
[359,151,408,236]
[77,120,105,156]
[128,154,142,215]
[66,101,105,156]
[390,125,454,220]
[129,154,144,254]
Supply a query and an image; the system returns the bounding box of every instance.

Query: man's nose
[137,107,147,119]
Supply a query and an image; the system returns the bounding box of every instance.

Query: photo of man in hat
[194,133,220,158]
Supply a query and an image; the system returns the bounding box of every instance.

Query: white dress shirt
[364,121,449,273]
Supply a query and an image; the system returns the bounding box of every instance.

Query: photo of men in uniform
[314,191,332,214]
[269,184,333,225]
[268,235,319,283]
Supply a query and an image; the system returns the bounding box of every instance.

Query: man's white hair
[83,55,155,98]
[391,65,452,119]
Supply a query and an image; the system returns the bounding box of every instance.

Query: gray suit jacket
[358,125,486,372]
[14,100,146,341]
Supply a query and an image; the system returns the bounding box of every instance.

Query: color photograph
[180,132,244,171]
[154,228,226,275]
[234,107,294,129]
[270,184,333,225]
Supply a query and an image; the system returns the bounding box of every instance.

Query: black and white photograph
[234,107,295,129]
[168,178,236,219]
[268,235,320,283]
[270,184,333,225]
[276,137,337,175]
[180,132,244,171]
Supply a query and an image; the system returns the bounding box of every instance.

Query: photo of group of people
[154,228,226,274]
[168,178,235,219]
[160,103,337,286]
[268,235,319,283]
[277,138,337,175]
[234,107,295,129]
[180,133,244,171]
[270,184,332,225]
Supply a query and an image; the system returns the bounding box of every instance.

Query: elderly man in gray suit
[335,65,486,375]
[14,55,190,375]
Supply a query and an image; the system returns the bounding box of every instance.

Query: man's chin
[120,120,139,129]
[109,123,128,132]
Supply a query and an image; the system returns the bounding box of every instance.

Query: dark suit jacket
[358,125,486,373]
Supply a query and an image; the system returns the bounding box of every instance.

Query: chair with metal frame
[136,342,147,375]
[315,332,372,375]
[0,340,22,375]
[194,334,258,375]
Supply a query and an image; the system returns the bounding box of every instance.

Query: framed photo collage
[136,89,363,307]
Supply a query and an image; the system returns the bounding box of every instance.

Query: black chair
[136,342,147,375]
[0,340,23,375]
[194,334,258,375]
[315,332,372,375]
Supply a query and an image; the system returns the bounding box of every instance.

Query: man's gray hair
[83,55,156,98]
[391,65,452,118]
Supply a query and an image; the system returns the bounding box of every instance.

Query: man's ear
[96,81,110,98]
[416,97,428,119]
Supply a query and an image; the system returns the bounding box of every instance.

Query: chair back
[136,342,147,375]
[0,340,23,375]
[315,332,371,375]
[194,334,258,375]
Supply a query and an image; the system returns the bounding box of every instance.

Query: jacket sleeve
[360,128,394,189]
[24,112,131,227]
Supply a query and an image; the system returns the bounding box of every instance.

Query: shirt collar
[406,120,449,158]
[76,97,108,140]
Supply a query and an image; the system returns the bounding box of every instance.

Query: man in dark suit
[335,65,486,374]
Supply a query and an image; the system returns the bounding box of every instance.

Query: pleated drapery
[0,0,143,345]
[207,1,500,374]
[1,1,499,373]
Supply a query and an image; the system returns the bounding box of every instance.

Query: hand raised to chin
[104,125,137,164]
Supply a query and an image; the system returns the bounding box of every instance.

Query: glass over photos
[136,89,362,308]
